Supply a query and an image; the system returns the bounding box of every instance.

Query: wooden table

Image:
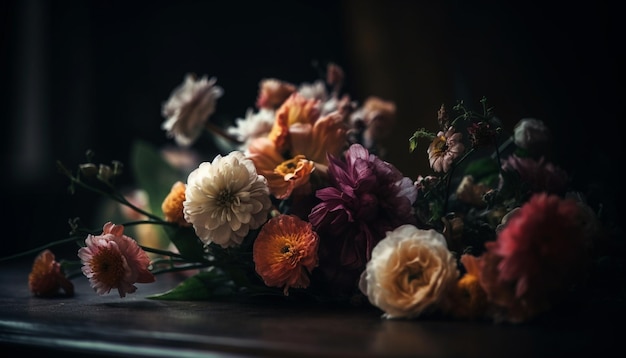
[0,258,622,357]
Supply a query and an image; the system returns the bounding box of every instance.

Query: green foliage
[464,157,500,187]
[130,139,185,218]
[146,268,237,301]
[408,129,435,153]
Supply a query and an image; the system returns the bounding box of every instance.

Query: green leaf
[130,139,185,218]
[161,225,206,262]
[130,139,186,251]
[146,269,236,301]
[464,157,499,186]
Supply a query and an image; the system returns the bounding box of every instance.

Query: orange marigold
[162,181,191,227]
[252,214,319,295]
[443,254,489,320]
[28,249,74,297]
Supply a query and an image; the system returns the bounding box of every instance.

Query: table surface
[1,258,623,358]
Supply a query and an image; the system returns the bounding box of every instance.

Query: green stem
[0,236,84,263]
[57,161,164,222]
[150,263,210,275]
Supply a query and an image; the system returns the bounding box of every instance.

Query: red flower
[476,193,591,322]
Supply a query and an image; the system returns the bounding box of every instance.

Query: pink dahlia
[78,222,155,298]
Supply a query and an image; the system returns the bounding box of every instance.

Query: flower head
[427,127,465,173]
[256,78,296,110]
[246,137,315,200]
[501,155,569,195]
[29,249,74,297]
[161,74,224,147]
[78,222,155,298]
[513,118,551,156]
[359,225,459,319]
[227,108,276,150]
[253,214,320,295]
[309,144,418,293]
[349,96,396,151]
[162,181,191,227]
[475,193,592,322]
[183,151,272,248]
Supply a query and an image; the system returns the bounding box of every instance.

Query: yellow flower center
[275,155,305,176]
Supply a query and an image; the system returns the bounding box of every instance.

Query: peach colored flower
[253,214,319,295]
[442,254,489,320]
[246,137,315,199]
[256,78,296,110]
[78,222,155,298]
[267,92,321,154]
[359,225,459,319]
[29,249,74,297]
[350,96,397,150]
[161,181,191,227]
[427,127,465,173]
[289,110,349,165]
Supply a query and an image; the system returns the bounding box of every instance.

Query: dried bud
[437,104,449,129]
[79,163,98,177]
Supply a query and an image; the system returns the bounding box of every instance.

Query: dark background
[1,0,621,256]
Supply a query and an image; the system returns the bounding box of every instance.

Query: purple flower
[309,144,417,293]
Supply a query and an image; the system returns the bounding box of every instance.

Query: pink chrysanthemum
[253,214,319,295]
[427,127,465,173]
[78,222,155,298]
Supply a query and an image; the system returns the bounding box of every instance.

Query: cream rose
[359,225,459,319]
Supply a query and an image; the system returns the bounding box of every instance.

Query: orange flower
[247,137,315,199]
[161,181,191,227]
[267,93,321,153]
[253,214,319,295]
[290,111,349,165]
[443,254,489,320]
[29,249,74,297]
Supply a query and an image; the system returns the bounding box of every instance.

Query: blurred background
[1,0,620,256]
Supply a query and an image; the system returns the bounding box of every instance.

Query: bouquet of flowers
[5,62,622,324]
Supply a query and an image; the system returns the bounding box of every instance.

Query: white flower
[359,225,459,319]
[298,80,338,116]
[513,118,551,155]
[226,108,276,150]
[183,151,272,248]
[161,74,224,147]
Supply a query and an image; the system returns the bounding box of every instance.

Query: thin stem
[150,263,210,275]
[0,236,84,262]
[57,161,164,222]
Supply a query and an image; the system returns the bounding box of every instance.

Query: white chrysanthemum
[183,151,272,248]
[359,225,459,319]
[161,74,224,147]
[226,108,275,150]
